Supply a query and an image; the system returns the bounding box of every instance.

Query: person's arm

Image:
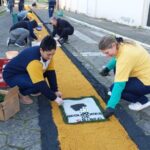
[44,70,58,92]
[27,22,37,40]
[26,60,57,100]
[107,82,126,108]
[103,82,126,118]
[45,58,58,92]
[100,57,116,76]
[34,81,57,100]
[52,26,57,37]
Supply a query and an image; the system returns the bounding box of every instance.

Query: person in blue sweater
[3,35,63,105]
[99,36,150,118]
[7,20,39,47]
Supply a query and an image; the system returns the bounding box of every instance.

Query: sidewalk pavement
[0,9,42,150]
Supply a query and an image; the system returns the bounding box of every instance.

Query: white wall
[59,0,149,27]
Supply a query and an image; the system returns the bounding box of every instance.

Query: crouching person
[7,20,38,47]
[50,17,74,44]
[99,36,150,118]
[3,35,63,105]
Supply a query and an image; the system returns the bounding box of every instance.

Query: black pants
[18,1,24,12]
[58,27,74,40]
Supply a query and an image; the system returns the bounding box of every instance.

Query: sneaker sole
[129,101,150,111]
[15,43,25,48]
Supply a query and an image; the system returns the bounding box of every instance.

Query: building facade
[59,0,150,27]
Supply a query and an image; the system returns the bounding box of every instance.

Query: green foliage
[0,94,5,103]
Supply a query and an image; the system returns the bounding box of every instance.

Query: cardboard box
[0,87,20,121]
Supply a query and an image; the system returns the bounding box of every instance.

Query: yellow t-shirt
[115,43,150,85]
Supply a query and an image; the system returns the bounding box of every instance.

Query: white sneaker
[54,97,64,106]
[108,91,112,96]
[128,101,150,111]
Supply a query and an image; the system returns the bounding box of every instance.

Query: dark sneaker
[15,42,25,48]
[7,38,15,46]
[58,38,68,45]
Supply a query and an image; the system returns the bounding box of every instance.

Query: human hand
[99,67,110,76]
[103,107,114,119]
[55,91,62,98]
[54,96,64,105]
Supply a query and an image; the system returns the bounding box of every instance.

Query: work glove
[103,107,114,119]
[99,67,110,76]
[55,96,64,106]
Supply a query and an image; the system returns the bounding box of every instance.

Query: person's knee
[24,30,30,37]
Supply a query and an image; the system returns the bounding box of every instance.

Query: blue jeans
[3,74,39,95]
[48,5,54,18]
[110,78,150,104]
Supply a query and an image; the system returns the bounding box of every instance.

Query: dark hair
[99,35,134,50]
[115,37,123,43]
[40,35,56,51]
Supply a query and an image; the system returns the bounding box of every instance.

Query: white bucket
[5,51,19,59]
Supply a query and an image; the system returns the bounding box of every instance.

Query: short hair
[40,35,56,51]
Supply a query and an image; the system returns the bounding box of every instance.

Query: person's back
[10,21,28,31]
[3,46,41,78]
[57,18,73,29]
[116,43,150,85]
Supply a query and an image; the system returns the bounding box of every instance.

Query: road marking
[81,52,106,57]
[66,16,150,49]
[74,30,97,44]
[90,31,106,37]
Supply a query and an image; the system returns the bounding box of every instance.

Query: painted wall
[59,0,149,27]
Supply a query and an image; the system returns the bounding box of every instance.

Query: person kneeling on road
[17,10,33,22]
[7,20,39,47]
[99,36,150,118]
[3,35,63,105]
[49,17,74,44]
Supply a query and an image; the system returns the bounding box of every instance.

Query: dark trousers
[18,1,24,12]
[3,72,48,96]
[57,27,74,40]
[110,78,150,104]
[48,5,54,18]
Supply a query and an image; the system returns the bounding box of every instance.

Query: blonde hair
[99,35,135,50]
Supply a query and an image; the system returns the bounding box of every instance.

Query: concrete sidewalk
[0,10,42,150]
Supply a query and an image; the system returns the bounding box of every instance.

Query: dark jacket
[49,0,56,6]
[10,20,38,39]
[52,18,74,37]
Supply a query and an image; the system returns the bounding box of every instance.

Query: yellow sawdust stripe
[26,6,138,150]
[52,48,137,150]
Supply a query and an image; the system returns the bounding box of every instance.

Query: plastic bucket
[5,51,19,59]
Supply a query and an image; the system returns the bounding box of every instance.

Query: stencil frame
[59,96,107,124]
